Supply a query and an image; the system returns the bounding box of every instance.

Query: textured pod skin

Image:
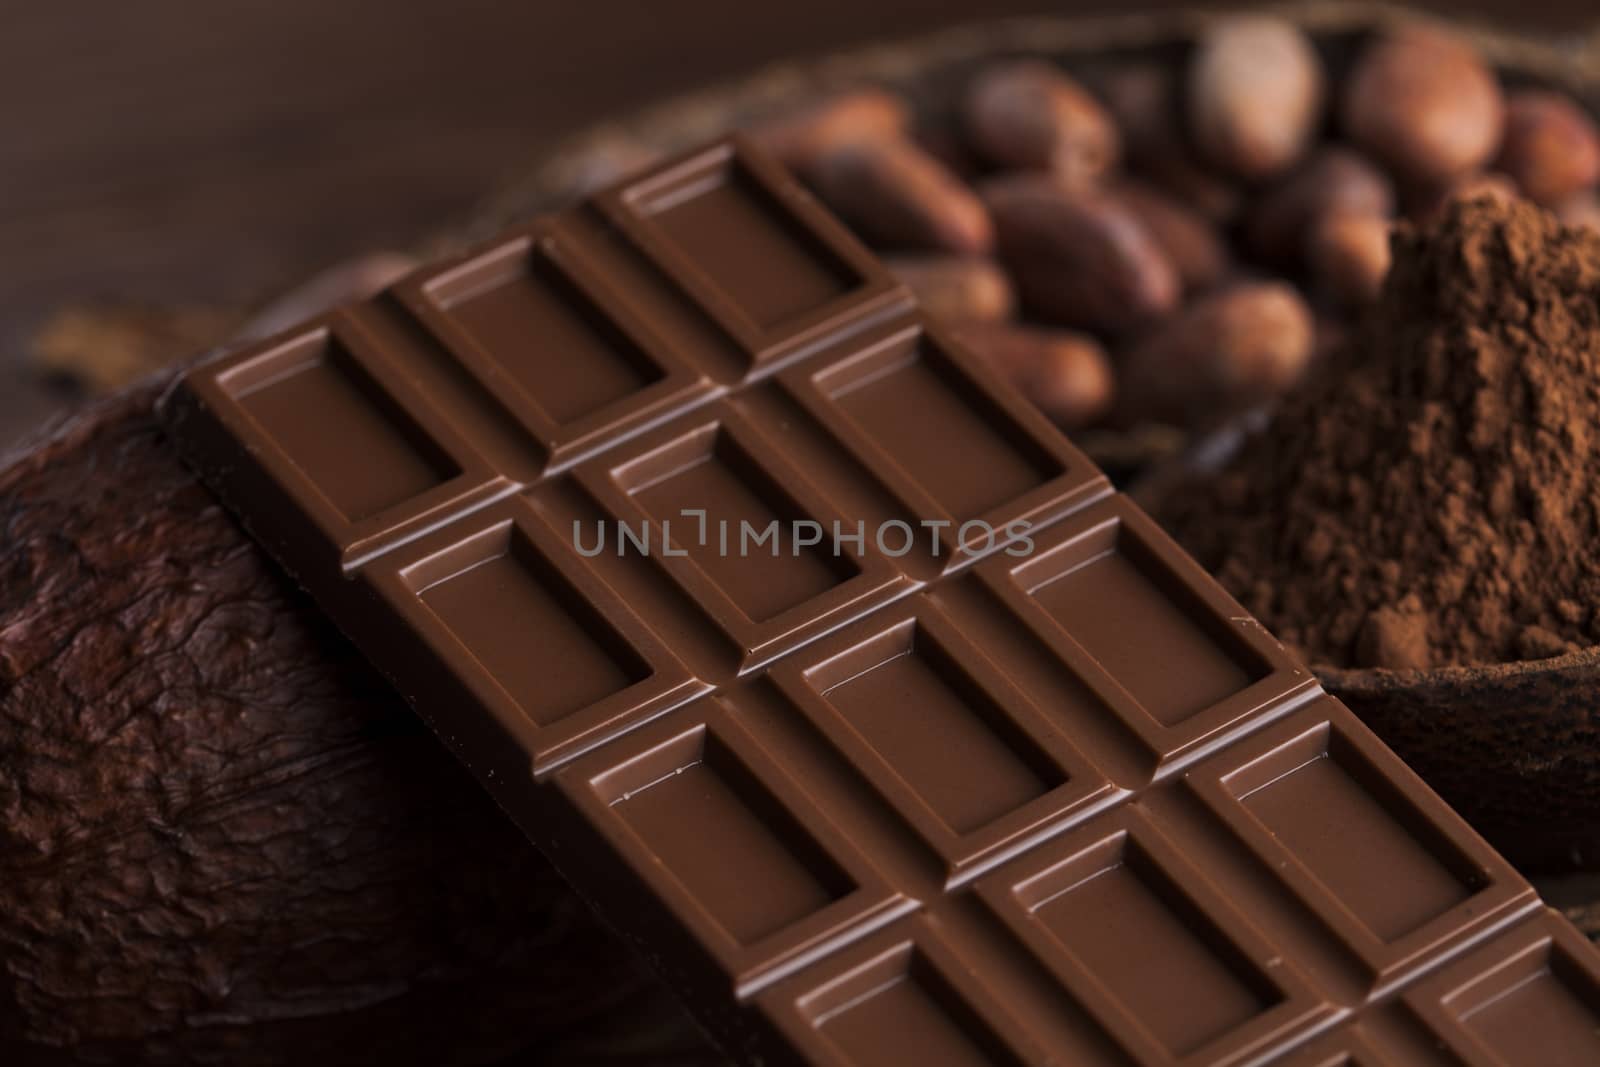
[0,380,689,1065]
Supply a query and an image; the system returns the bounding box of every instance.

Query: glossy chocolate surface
[162,137,1598,1065]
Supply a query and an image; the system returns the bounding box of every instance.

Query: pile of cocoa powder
[1159,195,1600,670]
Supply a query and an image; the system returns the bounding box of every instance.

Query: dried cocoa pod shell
[1341,27,1506,189]
[1119,281,1315,426]
[983,173,1180,334]
[962,59,1119,183]
[809,136,993,254]
[955,322,1115,428]
[1187,16,1324,181]
[1246,146,1395,267]
[0,383,679,1065]
[1495,89,1600,208]
[883,255,1015,322]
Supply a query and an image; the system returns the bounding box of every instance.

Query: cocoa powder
[1160,196,1600,669]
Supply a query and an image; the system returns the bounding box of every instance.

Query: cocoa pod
[1341,27,1505,188]
[1098,63,1242,222]
[1188,16,1324,180]
[810,137,993,254]
[1494,89,1600,207]
[1112,180,1230,293]
[1120,281,1315,425]
[0,385,693,1064]
[955,323,1115,427]
[983,174,1180,334]
[1308,210,1393,307]
[962,60,1120,184]
[1246,146,1395,266]
[745,87,910,176]
[884,255,1015,322]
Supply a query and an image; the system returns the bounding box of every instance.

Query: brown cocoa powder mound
[1159,195,1600,669]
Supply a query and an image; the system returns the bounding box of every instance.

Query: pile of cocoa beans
[746,16,1600,434]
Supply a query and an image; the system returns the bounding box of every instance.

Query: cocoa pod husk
[0,383,693,1065]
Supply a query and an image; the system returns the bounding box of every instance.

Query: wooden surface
[1,0,1595,447]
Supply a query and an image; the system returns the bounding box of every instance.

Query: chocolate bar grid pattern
[162,137,1600,1067]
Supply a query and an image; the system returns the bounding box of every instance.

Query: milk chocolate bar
[161,137,1600,1065]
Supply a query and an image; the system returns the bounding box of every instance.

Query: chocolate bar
[161,137,1600,1065]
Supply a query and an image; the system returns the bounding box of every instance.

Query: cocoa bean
[1342,27,1505,188]
[963,60,1120,184]
[1098,63,1242,222]
[1246,146,1395,266]
[983,174,1180,334]
[1188,16,1324,180]
[884,256,1015,322]
[1308,210,1393,307]
[955,322,1115,427]
[1113,180,1230,293]
[746,87,911,176]
[1120,281,1314,425]
[1558,190,1600,235]
[810,137,993,254]
[1495,89,1600,207]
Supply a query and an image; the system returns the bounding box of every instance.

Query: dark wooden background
[1,0,1595,446]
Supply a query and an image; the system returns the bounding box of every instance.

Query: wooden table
[1,0,1594,447]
